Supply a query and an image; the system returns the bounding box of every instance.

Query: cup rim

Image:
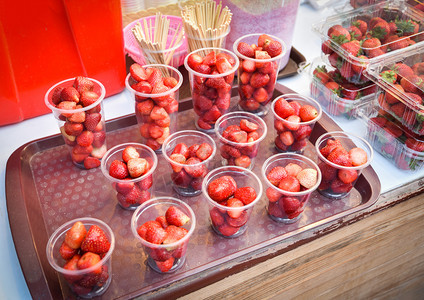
[161,130,217,167]
[184,47,240,78]
[214,111,268,146]
[232,33,287,63]
[100,142,158,183]
[125,64,183,98]
[130,197,196,248]
[201,166,263,210]
[315,131,374,170]
[45,217,115,275]
[185,25,231,41]
[44,77,106,113]
[271,93,323,126]
[262,153,322,196]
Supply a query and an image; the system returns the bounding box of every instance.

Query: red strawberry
[278,175,301,192]
[296,168,318,189]
[250,73,270,88]
[328,25,351,43]
[76,131,94,147]
[319,162,337,182]
[279,131,294,146]
[172,143,190,158]
[155,256,175,272]
[163,77,178,89]
[240,119,259,132]
[320,138,343,158]
[61,86,80,103]
[109,160,129,179]
[138,174,153,190]
[216,57,232,74]
[144,226,167,244]
[137,220,161,240]
[122,146,140,163]
[338,169,358,184]
[83,113,101,131]
[184,157,207,178]
[130,63,149,81]
[63,255,83,283]
[327,148,351,167]
[237,42,254,57]
[226,198,244,219]
[83,157,101,169]
[81,225,111,254]
[187,54,203,70]
[52,87,64,105]
[266,166,288,186]
[196,142,213,161]
[80,91,99,107]
[73,76,94,94]
[263,40,282,57]
[207,175,237,202]
[165,206,190,227]
[77,252,102,274]
[210,207,225,227]
[293,125,312,141]
[281,196,301,215]
[234,186,257,205]
[64,122,83,136]
[171,170,192,188]
[115,178,134,195]
[394,63,414,79]
[65,221,87,249]
[341,40,361,56]
[228,130,248,143]
[299,105,318,122]
[132,81,153,94]
[59,241,78,260]
[163,225,188,244]
[274,97,295,119]
[92,131,106,148]
[330,178,353,194]
[234,155,252,168]
[169,153,186,173]
[155,216,168,229]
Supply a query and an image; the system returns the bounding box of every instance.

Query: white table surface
[1,3,422,299]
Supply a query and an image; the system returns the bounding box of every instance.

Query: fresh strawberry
[319,162,337,182]
[122,146,140,163]
[137,220,161,240]
[327,147,351,167]
[187,53,203,70]
[352,19,367,35]
[330,178,353,194]
[165,206,190,227]
[65,221,87,249]
[338,169,358,184]
[73,76,94,94]
[126,157,148,178]
[132,81,153,94]
[380,70,397,84]
[320,138,343,158]
[130,63,149,81]
[172,143,190,158]
[266,187,282,203]
[274,97,295,119]
[163,77,178,89]
[348,147,368,166]
[263,40,282,57]
[144,225,167,244]
[196,142,213,160]
[279,131,294,146]
[237,42,255,57]
[393,63,414,79]
[169,153,186,172]
[341,40,361,56]
[83,157,101,169]
[155,257,175,272]
[80,91,99,107]
[250,72,270,88]
[81,225,111,254]
[59,241,78,260]
[234,186,257,205]
[226,198,244,219]
[83,113,101,131]
[299,105,318,122]
[281,196,301,215]
[267,166,288,186]
[184,157,206,178]
[77,252,102,274]
[63,255,83,282]
[293,125,312,141]
[240,119,259,132]
[258,34,273,47]
[285,163,302,177]
[278,175,301,192]
[76,131,94,147]
[234,155,252,168]
[163,225,188,244]
[109,160,129,179]
[207,175,237,202]
[296,168,318,189]
[328,25,351,44]
[61,86,80,103]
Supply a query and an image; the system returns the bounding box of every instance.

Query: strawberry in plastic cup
[202,166,263,238]
[131,197,196,273]
[184,47,239,131]
[214,111,267,170]
[162,130,217,197]
[233,33,286,116]
[101,143,158,210]
[125,63,183,152]
[315,131,373,199]
[262,153,321,224]
[45,77,107,169]
[271,93,322,153]
[46,218,115,298]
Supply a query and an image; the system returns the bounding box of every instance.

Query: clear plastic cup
[185,26,230,53]
[233,33,287,116]
[262,153,321,224]
[45,77,107,169]
[271,93,322,153]
[125,64,183,153]
[131,197,196,273]
[184,47,239,132]
[202,166,263,238]
[101,143,158,210]
[46,218,115,298]
[214,111,267,170]
[315,131,373,199]
[162,130,217,197]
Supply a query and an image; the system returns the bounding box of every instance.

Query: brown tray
[6,83,380,299]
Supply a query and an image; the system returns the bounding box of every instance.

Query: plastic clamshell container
[313,0,424,84]
[301,56,377,119]
[365,43,424,135]
[357,104,424,172]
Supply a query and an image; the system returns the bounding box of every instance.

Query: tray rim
[6,83,381,300]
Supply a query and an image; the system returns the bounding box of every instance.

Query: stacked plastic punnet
[358,43,424,172]
[308,0,424,119]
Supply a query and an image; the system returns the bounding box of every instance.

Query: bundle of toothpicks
[181,0,232,53]
[132,12,184,75]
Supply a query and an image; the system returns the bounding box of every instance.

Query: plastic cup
[262,153,321,224]
[45,77,107,169]
[315,131,373,199]
[202,166,263,238]
[271,93,322,153]
[125,64,183,153]
[184,47,239,132]
[131,197,196,273]
[46,218,115,298]
[162,130,217,197]
[233,33,287,116]
[214,111,267,170]
[101,143,158,210]
[185,26,230,53]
